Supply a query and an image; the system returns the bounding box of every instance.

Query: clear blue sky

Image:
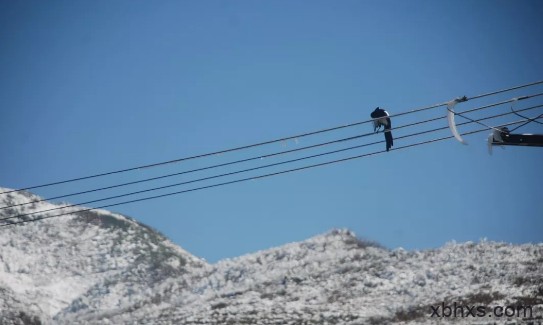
[1,0,542,262]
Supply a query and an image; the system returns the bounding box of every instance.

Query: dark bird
[370,107,393,151]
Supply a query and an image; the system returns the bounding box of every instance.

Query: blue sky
[1,0,542,262]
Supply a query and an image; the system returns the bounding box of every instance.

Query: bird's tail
[384,131,393,151]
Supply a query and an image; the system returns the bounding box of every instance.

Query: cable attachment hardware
[487,127,509,155]
[446,96,469,145]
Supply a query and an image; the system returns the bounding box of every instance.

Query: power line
[3,103,542,213]
[510,113,543,132]
[2,80,542,196]
[1,117,535,228]
[3,108,541,224]
[511,109,543,126]
[468,80,543,101]
[3,93,543,212]
[509,99,543,132]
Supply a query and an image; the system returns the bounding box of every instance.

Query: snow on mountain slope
[1,187,542,324]
[0,188,208,324]
[103,229,542,324]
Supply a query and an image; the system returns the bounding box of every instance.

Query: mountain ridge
[0,187,541,324]
[0,187,208,324]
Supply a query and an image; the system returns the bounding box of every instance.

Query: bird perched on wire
[370,107,393,151]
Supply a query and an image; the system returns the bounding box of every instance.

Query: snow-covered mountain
[0,188,208,324]
[0,188,541,324]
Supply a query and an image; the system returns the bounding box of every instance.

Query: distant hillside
[0,188,208,325]
[0,188,541,324]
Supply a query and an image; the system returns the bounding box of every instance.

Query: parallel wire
[1,117,535,228]
[3,94,542,211]
[468,80,543,100]
[2,107,541,224]
[510,113,543,132]
[2,80,542,196]
[510,105,543,127]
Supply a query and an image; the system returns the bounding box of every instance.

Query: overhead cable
[2,108,541,225]
[2,80,542,196]
[3,94,542,211]
[1,117,536,228]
